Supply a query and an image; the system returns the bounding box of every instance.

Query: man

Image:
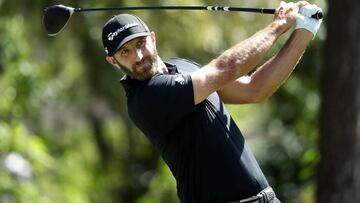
[101,1,322,203]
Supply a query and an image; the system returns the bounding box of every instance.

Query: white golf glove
[295,4,323,37]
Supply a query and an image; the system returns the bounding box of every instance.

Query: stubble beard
[132,49,158,80]
[117,49,159,81]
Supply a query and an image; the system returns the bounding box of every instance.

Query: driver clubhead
[43,4,74,36]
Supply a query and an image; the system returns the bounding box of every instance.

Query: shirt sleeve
[133,73,195,136]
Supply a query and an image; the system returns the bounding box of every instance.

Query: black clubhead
[43,4,74,36]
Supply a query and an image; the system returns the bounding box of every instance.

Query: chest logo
[175,76,185,85]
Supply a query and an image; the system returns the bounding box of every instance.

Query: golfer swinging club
[102,1,322,202]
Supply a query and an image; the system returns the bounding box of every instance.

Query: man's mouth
[135,58,152,72]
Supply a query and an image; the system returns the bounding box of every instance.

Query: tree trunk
[318,0,360,202]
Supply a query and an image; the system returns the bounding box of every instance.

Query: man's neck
[155,56,169,74]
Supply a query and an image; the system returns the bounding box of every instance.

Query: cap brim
[109,32,150,56]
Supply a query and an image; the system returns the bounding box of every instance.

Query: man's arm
[190,2,298,105]
[217,28,313,104]
[217,2,323,104]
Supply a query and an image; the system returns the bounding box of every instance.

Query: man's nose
[135,48,143,62]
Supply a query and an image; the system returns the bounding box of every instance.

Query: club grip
[265,8,323,19]
[311,11,323,19]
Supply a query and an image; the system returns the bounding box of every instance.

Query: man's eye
[121,49,130,56]
[137,40,145,47]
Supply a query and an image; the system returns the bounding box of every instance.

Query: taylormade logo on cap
[102,14,150,56]
[107,23,139,41]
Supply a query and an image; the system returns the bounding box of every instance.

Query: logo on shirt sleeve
[174,75,185,85]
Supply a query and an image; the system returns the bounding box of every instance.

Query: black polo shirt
[120,58,269,203]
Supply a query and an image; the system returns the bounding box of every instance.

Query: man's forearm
[191,2,302,105]
[248,29,313,101]
[211,21,283,80]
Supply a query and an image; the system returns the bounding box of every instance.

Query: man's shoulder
[166,58,202,73]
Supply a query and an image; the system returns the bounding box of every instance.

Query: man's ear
[150,31,156,44]
[106,56,117,66]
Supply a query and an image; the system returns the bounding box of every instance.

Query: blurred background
[0,0,359,202]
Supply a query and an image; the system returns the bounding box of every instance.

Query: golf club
[43,4,323,36]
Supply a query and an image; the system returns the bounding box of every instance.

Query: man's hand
[295,3,323,37]
[273,1,299,34]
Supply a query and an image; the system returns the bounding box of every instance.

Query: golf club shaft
[74,6,323,19]
[43,4,323,36]
[74,6,275,14]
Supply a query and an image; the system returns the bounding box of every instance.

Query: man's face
[109,32,158,80]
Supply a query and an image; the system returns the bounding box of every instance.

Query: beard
[130,49,158,80]
[132,55,156,74]
[121,49,159,80]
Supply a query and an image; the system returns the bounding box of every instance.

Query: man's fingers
[275,1,302,20]
[296,1,310,9]
[275,1,285,18]
[276,2,284,11]
[287,2,299,16]
[276,2,299,18]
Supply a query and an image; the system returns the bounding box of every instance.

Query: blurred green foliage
[0,0,326,202]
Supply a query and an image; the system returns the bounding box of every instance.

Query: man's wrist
[268,21,286,38]
[293,28,315,39]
